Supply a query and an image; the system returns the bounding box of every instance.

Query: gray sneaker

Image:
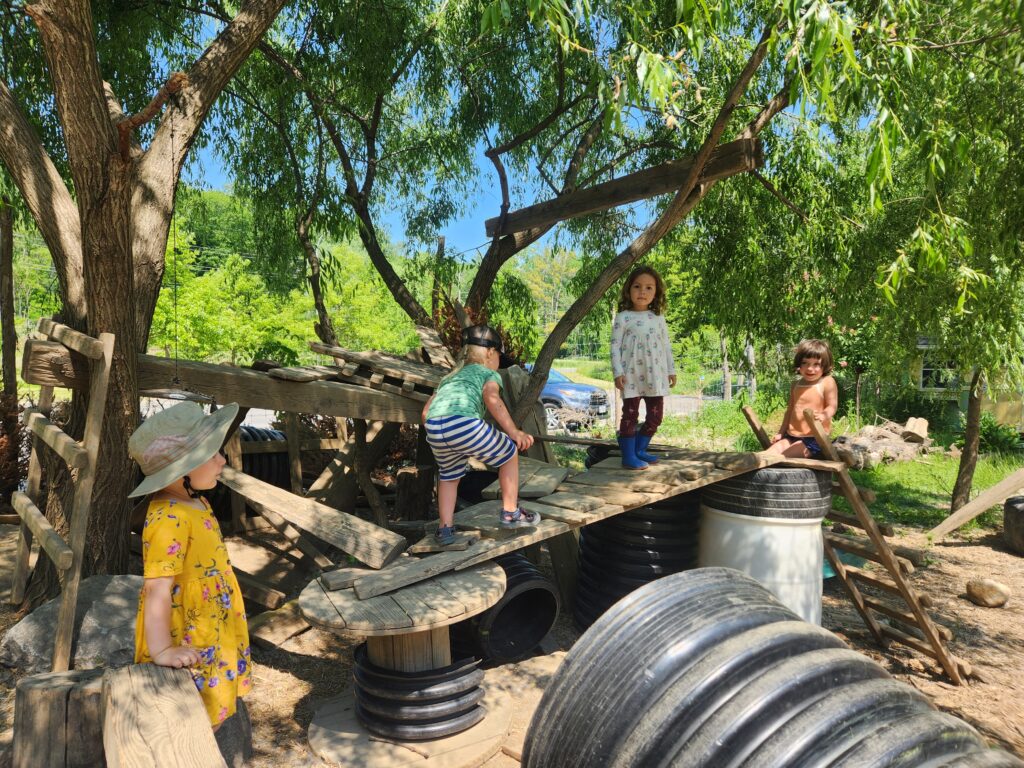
[499,507,541,528]
[434,525,457,546]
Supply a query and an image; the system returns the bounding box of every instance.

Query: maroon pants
[619,396,664,437]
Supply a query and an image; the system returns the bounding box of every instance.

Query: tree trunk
[744,336,756,401]
[951,369,984,512]
[297,213,338,346]
[720,332,731,402]
[854,370,863,429]
[0,197,16,395]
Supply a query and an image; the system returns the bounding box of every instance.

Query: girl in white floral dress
[611,266,676,469]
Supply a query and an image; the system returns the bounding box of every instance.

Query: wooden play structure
[10,325,976,765]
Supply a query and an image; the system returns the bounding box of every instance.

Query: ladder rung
[37,317,104,359]
[863,596,952,641]
[831,482,877,504]
[825,532,915,575]
[23,409,88,469]
[12,492,73,570]
[826,509,894,537]
[844,566,934,608]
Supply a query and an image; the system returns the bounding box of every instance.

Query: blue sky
[183,143,510,259]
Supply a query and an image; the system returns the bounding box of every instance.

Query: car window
[548,370,570,383]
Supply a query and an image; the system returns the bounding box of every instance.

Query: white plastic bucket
[698,504,824,624]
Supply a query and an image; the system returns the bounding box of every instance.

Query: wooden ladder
[742,406,968,684]
[10,319,114,673]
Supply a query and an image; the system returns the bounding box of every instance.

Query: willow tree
[0,0,287,587]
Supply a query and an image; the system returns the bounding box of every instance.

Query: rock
[965,578,1011,608]
[902,417,929,443]
[0,574,142,674]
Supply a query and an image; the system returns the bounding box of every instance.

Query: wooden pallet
[10,320,115,673]
[308,342,440,401]
[742,406,968,684]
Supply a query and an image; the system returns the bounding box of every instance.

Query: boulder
[965,578,1011,608]
[0,574,142,674]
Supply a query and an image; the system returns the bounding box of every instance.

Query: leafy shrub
[955,411,1023,453]
[873,385,960,429]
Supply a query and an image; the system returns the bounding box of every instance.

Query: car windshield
[547,370,571,383]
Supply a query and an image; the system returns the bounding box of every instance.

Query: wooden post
[395,465,434,521]
[546,531,579,608]
[13,668,105,768]
[285,411,303,494]
[741,406,771,449]
[223,428,246,533]
[11,386,52,606]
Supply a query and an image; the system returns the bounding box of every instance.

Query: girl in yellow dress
[127,401,251,730]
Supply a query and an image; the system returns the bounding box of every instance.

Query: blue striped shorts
[425,415,517,481]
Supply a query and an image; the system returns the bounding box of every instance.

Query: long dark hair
[617,265,667,314]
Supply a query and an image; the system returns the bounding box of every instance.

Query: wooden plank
[832,482,877,504]
[862,596,952,641]
[22,409,88,469]
[742,405,771,448]
[322,589,416,633]
[37,318,104,359]
[590,457,710,484]
[234,570,288,610]
[352,547,488,601]
[532,491,607,512]
[309,343,444,388]
[547,531,579,608]
[390,586,450,626]
[823,538,887,649]
[239,437,346,454]
[319,564,374,591]
[484,137,763,236]
[775,456,847,472]
[456,520,573,569]
[11,491,72,570]
[219,467,406,570]
[407,531,480,553]
[268,366,331,382]
[102,665,226,768]
[564,470,672,494]
[531,505,594,525]
[827,509,895,538]
[825,532,915,575]
[481,460,542,500]
[396,580,469,620]
[298,580,347,630]
[248,601,311,649]
[20,343,427,423]
[223,428,246,533]
[844,565,933,609]
[53,332,113,673]
[518,464,571,497]
[929,465,1024,539]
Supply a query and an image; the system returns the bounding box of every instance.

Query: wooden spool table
[298,561,513,767]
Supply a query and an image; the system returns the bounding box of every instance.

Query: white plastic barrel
[698,504,824,624]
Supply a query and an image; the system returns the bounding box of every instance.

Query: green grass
[835,450,1024,531]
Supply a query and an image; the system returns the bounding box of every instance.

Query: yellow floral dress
[134,498,252,726]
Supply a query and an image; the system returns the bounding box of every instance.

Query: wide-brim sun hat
[128,401,239,497]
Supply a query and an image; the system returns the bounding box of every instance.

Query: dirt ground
[0,524,1021,766]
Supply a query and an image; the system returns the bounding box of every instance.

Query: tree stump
[1004,496,1024,555]
[13,668,105,768]
[395,464,435,520]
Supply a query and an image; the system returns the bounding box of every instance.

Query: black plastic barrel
[207,425,289,520]
[351,644,485,741]
[451,552,560,664]
[524,568,1023,768]
[1004,496,1024,555]
[573,492,700,630]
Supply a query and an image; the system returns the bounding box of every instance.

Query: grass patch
[835,451,1024,530]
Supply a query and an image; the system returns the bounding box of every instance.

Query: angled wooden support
[11,319,115,675]
[803,409,964,684]
[741,404,964,683]
[485,137,764,237]
[928,465,1024,540]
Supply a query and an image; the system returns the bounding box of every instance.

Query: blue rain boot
[636,433,659,464]
[617,435,649,470]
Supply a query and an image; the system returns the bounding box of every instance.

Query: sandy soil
[0,524,1021,766]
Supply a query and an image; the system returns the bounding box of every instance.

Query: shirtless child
[767,339,839,458]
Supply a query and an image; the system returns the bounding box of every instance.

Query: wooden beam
[218,467,405,570]
[485,137,763,237]
[19,341,424,423]
[928,465,1024,540]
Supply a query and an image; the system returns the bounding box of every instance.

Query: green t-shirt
[427,364,502,420]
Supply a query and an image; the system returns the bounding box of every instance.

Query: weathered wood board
[219,467,406,570]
